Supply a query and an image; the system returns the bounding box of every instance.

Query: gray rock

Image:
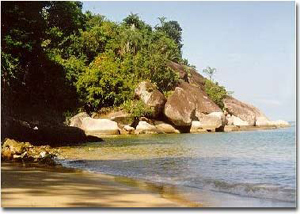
[223,96,268,126]
[81,118,120,136]
[135,81,166,118]
[154,121,180,134]
[191,112,225,132]
[124,125,135,134]
[69,112,90,128]
[164,81,221,126]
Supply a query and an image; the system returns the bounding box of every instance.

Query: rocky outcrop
[168,62,206,90]
[134,81,166,118]
[154,121,180,134]
[168,61,189,82]
[223,96,289,128]
[164,81,221,126]
[223,96,267,126]
[63,64,290,136]
[1,116,102,146]
[135,121,162,134]
[81,118,120,136]
[1,138,58,165]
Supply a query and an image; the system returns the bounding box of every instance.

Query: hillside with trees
[1,1,290,147]
[2,2,191,120]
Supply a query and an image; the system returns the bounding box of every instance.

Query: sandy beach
[1,162,198,208]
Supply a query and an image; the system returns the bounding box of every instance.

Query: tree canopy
[1,1,188,120]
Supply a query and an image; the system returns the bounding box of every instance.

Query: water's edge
[55,125,296,208]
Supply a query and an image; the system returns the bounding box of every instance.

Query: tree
[155,17,183,55]
[203,66,216,80]
[44,1,85,35]
[1,1,84,120]
[1,2,189,119]
[123,13,151,31]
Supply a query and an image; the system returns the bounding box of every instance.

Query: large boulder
[81,118,120,136]
[154,121,180,134]
[134,81,166,118]
[168,61,189,82]
[135,121,162,134]
[69,112,90,128]
[191,112,225,132]
[223,96,267,126]
[164,81,221,126]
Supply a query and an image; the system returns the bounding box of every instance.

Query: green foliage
[204,79,228,109]
[76,52,135,108]
[123,13,152,31]
[121,100,154,118]
[1,1,83,120]
[56,13,181,109]
[163,90,174,99]
[44,1,85,35]
[1,2,202,121]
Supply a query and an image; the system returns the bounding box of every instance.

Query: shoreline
[1,162,201,208]
[1,125,293,208]
[83,125,291,139]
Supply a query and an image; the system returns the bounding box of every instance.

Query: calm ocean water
[58,122,296,207]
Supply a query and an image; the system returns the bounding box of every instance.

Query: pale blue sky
[83,1,295,121]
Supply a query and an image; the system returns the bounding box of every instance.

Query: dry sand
[1,162,197,208]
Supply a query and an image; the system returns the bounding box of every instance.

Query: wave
[57,158,296,204]
[201,179,296,203]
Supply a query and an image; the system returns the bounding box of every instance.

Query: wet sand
[1,162,198,207]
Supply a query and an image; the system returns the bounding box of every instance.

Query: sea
[58,122,296,207]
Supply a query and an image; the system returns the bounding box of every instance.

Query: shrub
[204,79,228,109]
[121,100,154,118]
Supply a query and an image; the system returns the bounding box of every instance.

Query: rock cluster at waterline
[69,63,289,137]
[1,138,58,164]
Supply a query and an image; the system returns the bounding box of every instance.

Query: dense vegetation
[2,2,186,120]
[1,1,229,121]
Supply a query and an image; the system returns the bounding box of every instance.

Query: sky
[83,1,295,121]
